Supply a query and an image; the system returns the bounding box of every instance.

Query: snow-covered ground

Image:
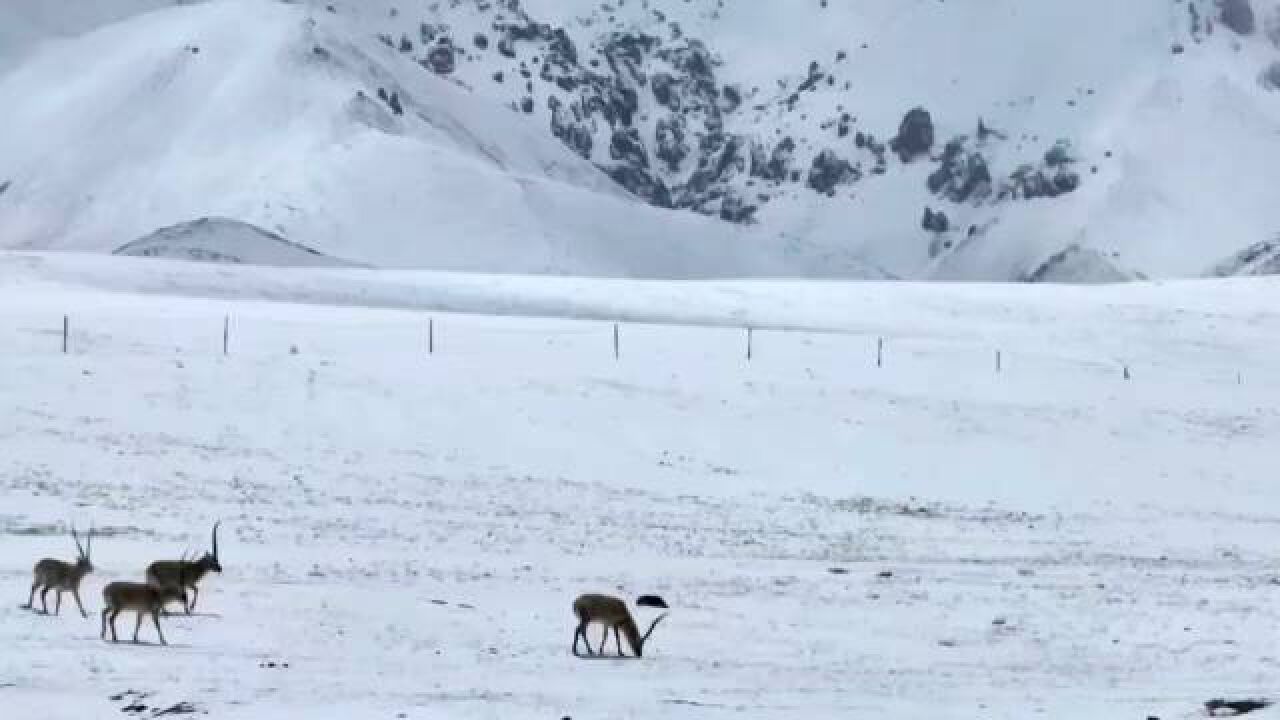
[2,254,1279,718]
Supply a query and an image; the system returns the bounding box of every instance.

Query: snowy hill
[1,0,1279,279]
[113,217,363,267]
[0,0,876,278]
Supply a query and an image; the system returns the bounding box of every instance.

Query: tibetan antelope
[145,521,221,614]
[22,524,94,618]
[571,593,668,658]
[101,554,190,646]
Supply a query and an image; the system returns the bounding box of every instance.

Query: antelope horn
[86,523,93,560]
[211,521,220,561]
[640,612,669,649]
[71,523,85,559]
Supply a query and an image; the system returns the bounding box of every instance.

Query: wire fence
[0,309,1267,393]
[0,303,1264,397]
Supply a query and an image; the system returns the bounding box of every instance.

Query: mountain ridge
[1,0,1278,280]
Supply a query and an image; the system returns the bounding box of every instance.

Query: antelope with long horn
[145,521,222,614]
[571,593,668,658]
[22,524,95,618]
[101,553,190,646]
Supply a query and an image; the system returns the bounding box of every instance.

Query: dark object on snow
[1205,698,1272,716]
[636,594,669,609]
[1219,0,1256,36]
[890,107,934,162]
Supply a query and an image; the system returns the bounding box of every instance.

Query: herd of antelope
[21,522,670,657]
[21,522,222,646]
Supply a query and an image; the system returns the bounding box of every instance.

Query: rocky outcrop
[807,150,859,196]
[890,107,935,163]
[999,141,1081,201]
[377,1,1095,241]
[1208,240,1280,276]
[1262,61,1280,91]
[928,138,993,204]
[1220,0,1256,35]
[921,206,949,234]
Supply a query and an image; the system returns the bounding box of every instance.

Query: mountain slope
[353,0,1280,280]
[0,0,878,278]
[2,0,1278,280]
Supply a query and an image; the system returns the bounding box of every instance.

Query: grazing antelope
[22,525,94,618]
[100,560,191,646]
[145,521,221,614]
[571,593,668,658]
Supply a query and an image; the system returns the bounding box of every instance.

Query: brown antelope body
[100,581,189,645]
[145,521,221,613]
[572,593,668,658]
[22,525,94,618]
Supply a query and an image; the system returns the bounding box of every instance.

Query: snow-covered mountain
[2,0,1278,280]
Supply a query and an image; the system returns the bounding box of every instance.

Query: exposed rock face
[890,107,935,163]
[370,1,1100,263]
[1220,0,1257,35]
[1262,61,1280,91]
[921,206,949,234]
[425,42,456,74]
[999,141,1081,201]
[1208,240,1280,276]
[751,137,796,182]
[807,150,859,196]
[928,138,993,204]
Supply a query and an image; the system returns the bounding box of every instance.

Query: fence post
[222,315,230,356]
[876,337,884,368]
[1123,365,1131,381]
[995,350,1002,374]
[428,317,434,355]
[62,315,69,354]
[613,323,620,360]
[746,327,753,362]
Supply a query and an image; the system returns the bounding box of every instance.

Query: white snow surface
[2,0,1279,280]
[1,252,1279,718]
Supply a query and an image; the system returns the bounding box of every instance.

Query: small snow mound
[1207,240,1280,277]
[1023,245,1134,284]
[113,217,359,268]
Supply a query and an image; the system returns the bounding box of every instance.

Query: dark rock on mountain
[548,96,593,159]
[610,127,649,169]
[928,138,993,204]
[1208,240,1280,276]
[921,206,950,233]
[890,107,935,162]
[1220,0,1257,35]
[425,42,455,74]
[655,116,690,172]
[807,150,859,196]
[751,137,795,182]
[604,165,673,208]
[999,141,1080,200]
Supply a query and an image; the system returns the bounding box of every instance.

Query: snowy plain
[1,253,1279,718]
